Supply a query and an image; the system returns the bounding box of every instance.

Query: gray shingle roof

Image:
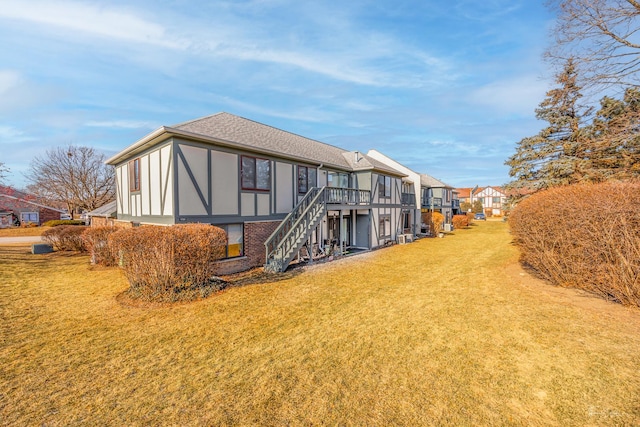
[171,113,404,176]
[420,173,452,188]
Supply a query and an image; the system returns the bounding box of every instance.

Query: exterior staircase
[264,187,327,273]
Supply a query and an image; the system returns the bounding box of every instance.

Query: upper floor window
[241,156,270,191]
[128,158,140,192]
[492,197,501,204]
[378,175,391,198]
[328,171,349,188]
[297,166,317,194]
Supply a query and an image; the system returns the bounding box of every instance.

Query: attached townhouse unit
[106,112,419,274]
[419,174,460,228]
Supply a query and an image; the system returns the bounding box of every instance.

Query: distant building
[455,186,507,216]
[0,186,66,226]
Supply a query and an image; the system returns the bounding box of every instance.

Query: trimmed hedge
[108,224,228,302]
[82,226,119,266]
[43,220,85,227]
[42,225,88,251]
[509,181,640,307]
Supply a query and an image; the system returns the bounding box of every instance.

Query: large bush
[509,181,640,307]
[42,225,88,251]
[452,214,470,229]
[82,226,119,266]
[108,224,228,302]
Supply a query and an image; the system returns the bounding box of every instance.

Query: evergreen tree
[586,87,640,180]
[505,59,588,193]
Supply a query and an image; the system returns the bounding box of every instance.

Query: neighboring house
[419,174,456,226]
[86,200,117,227]
[0,186,66,227]
[106,112,409,274]
[456,187,472,207]
[474,186,508,216]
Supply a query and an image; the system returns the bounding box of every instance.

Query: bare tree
[0,162,8,184]
[547,0,640,91]
[28,145,115,214]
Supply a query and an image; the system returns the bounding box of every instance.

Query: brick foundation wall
[244,220,280,269]
[211,220,280,275]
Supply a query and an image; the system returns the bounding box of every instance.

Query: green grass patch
[1,222,639,425]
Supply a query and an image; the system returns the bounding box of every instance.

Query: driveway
[0,236,44,244]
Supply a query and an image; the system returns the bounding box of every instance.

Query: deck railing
[401,193,416,206]
[325,187,371,205]
[422,197,443,208]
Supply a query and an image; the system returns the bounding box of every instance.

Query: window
[219,224,244,258]
[492,197,501,204]
[378,175,391,198]
[379,215,391,237]
[297,166,317,194]
[128,158,140,192]
[20,212,39,224]
[241,156,270,191]
[328,171,349,188]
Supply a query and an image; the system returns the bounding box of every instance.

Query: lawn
[1,222,639,425]
[0,226,48,237]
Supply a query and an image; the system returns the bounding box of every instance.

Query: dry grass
[0,226,48,237]
[1,222,639,425]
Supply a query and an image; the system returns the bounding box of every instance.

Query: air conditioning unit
[444,224,453,232]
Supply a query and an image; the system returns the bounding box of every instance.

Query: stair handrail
[264,186,325,263]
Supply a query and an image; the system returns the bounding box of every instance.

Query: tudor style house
[456,186,507,216]
[473,186,507,216]
[106,113,416,274]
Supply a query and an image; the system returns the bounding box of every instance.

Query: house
[456,186,507,216]
[419,174,458,226]
[473,186,507,216]
[366,150,420,236]
[86,200,117,227]
[106,112,411,274]
[0,186,66,227]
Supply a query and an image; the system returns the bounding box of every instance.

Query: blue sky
[0,0,555,189]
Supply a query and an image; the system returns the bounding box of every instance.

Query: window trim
[379,214,391,238]
[297,165,317,194]
[219,223,244,259]
[241,155,271,191]
[378,175,391,199]
[128,158,141,192]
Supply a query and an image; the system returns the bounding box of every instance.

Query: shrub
[20,221,38,228]
[43,219,85,227]
[509,180,640,307]
[108,224,228,302]
[82,226,119,266]
[431,212,444,236]
[42,225,88,251]
[452,214,469,229]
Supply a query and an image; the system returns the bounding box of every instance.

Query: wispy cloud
[85,120,157,129]
[0,70,21,94]
[1,0,187,49]
[467,75,549,116]
[0,0,452,88]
